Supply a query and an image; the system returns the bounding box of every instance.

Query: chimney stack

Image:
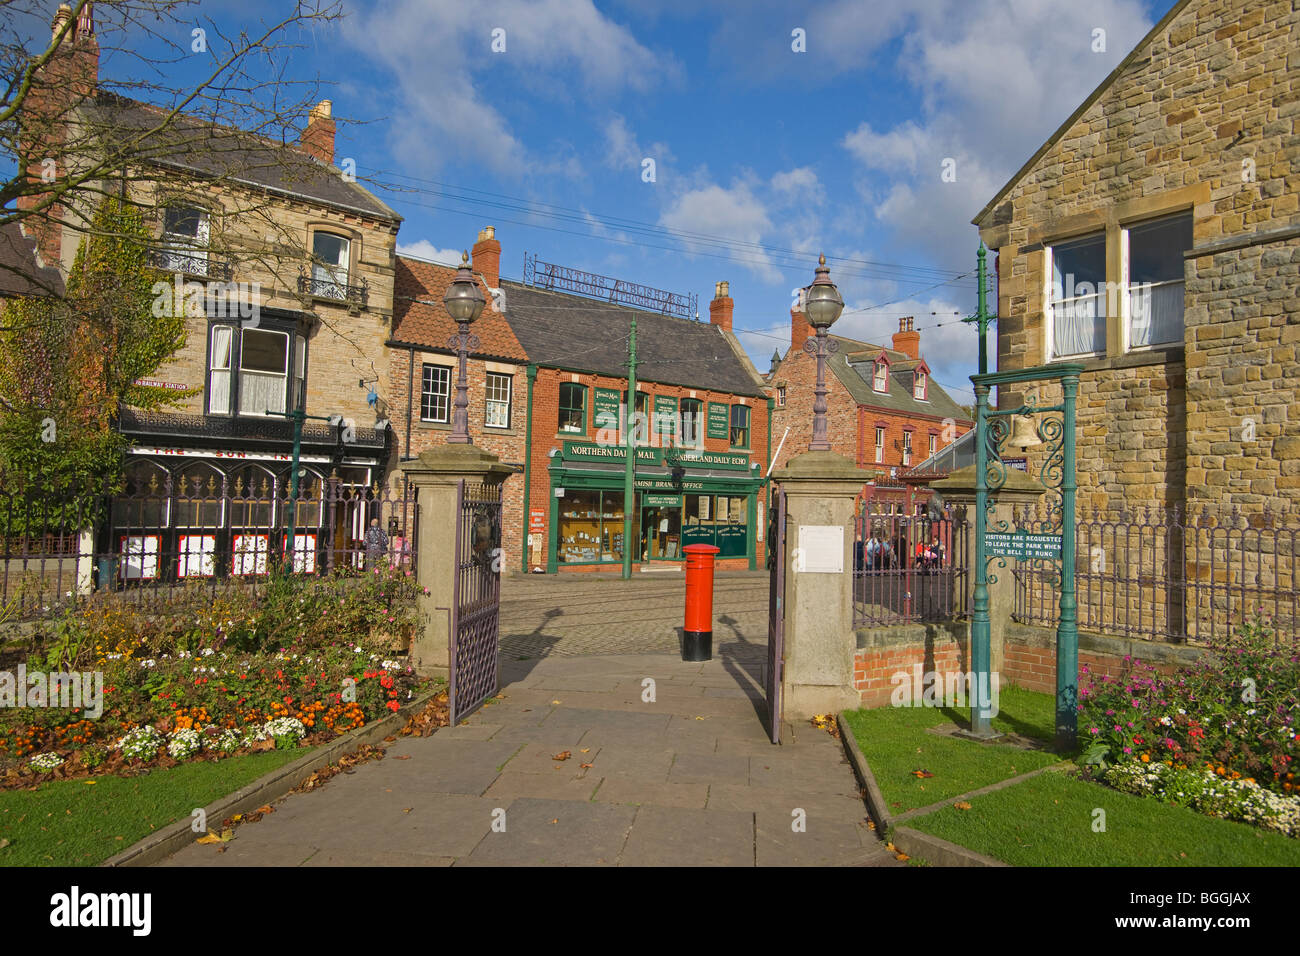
[472,226,501,290]
[300,99,336,164]
[791,304,813,352]
[892,316,920,360]
[708,280,734,332]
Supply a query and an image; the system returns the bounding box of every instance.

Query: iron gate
[449,480,503,724]
[766,487,786,744]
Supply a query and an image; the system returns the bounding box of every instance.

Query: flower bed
[1080,614,1298,834]
[0,566,434,786]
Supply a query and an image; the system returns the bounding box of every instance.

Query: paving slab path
[163,649,898,867]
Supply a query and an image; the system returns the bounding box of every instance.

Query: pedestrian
[388,517,409,569]
[364,516,388,570]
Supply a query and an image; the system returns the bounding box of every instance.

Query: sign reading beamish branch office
[983,530,1062,561]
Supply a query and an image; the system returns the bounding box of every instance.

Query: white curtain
[209,327,232,414]
[1053,293,1105,357]
[238,370,285,415]
[1129,281,1184,348]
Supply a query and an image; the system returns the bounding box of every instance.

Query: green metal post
[287,408,302,569]
[522,364,537,573]
[963,242,995,377]
[1056,373,1080,750]
[970,383,994,737]
[622,316,637,580]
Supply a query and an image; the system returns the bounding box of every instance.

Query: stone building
[973,0,1299,517]
[768,311,974,511]
[17,6,403,578]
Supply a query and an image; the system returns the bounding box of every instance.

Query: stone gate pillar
[401,445,513,677]
[772,450,871,719]
[931,464,1044,676]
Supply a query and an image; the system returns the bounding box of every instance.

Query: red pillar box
[682,544,721,661]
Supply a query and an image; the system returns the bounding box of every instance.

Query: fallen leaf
[911,770,934,778]
[384,736,397,743]
[196,828,232,845]
[866,822,876,830]
[402,808,414,814]
[395,755,412,760]
[82,781,95,786]
[895,853,910,862]
[256,805,274,815]
[549,818,558,824]
[551,750,572,761]
[580,763,594,769]
[0,838,9,849]
[954,801,973,811]
[551,700,561,705]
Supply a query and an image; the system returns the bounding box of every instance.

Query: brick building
[17,6,403,576]
[973,0,1300,517]
[387,229,529,567]
[768,310,974,510]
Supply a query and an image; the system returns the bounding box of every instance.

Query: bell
[1007,414,1043,452]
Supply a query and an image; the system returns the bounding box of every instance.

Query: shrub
[116,725,164,762]
[166,728,203,760]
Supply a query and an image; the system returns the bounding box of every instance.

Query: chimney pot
[892,316,920,360]
[300,99,337,164]
[708,280,734,331]
[791,305,812,352]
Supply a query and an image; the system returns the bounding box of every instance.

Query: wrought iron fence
[852,503,969,627]
[0,474,418,620]
[1013,504,1299,644]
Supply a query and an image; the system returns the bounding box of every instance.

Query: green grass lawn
[0,749,307,867]
[843,685,1065,813]
[907,770,1300,866]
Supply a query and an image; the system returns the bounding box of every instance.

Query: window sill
[416,420,452,430]
[484,427,519,437]
[1049,345,1184,373]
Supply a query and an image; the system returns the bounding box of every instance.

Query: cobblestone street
[499,570,770,659]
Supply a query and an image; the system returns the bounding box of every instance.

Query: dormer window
[159,203,209,275]
[873,359,889,393]
[913,369,928,401]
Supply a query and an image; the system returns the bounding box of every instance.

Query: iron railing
[0,476,418,620]
[148,247,233,281]
[1013,504,1299,644]
[298,270,368,308]
[853,503,969,627]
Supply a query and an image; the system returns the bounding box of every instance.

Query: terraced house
[767,310,974,511]
[974,0,1299,517]
[18,7,404,578]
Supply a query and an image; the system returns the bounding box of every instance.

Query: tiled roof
[389,256,527,362]
[825,333,971,422]
[86,93,400,222]
[497,280,766,398]
[0,222,64,297]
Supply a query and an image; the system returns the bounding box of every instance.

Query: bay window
[207,323,305,418]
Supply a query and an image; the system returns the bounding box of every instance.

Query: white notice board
[796,525,844,573]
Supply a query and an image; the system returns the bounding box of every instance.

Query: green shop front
[545,441,765,571]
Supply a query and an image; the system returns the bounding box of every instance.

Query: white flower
[30,752,63,772]
[116,725,165,761]
[202,648,215,657]
[167,728,203,760]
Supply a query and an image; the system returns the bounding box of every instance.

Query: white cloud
[659,180,776,282]
[347,0,680,174]
[396,240,464,266]
[602,114,676,173]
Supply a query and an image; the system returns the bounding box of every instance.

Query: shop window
[557,490,629,564]
[1048,232,1106,359]
[485,372,512,428]
[683,494,749,557]
[421,364,451,423]
[1125,211,1191,350]
[679,398,702,446]
[730,404,750,448]
[558,382,586,433]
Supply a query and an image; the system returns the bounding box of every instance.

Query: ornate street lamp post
[802,254,844,451]
[442,251,486,444]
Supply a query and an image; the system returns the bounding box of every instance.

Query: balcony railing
[148,247,233,282]
[298,270,368,309]
[118,408,389,451]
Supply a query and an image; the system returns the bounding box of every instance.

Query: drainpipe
[404,348,414,459]
[521,363,537,573]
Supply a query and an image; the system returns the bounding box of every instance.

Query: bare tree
[1,0,353,297]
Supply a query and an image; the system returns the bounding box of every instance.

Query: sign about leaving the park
[983,530,1062,561]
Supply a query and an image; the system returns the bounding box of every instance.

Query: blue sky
[24,0,1181,403]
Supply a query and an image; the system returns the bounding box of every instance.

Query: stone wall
[977,0,1300,518]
